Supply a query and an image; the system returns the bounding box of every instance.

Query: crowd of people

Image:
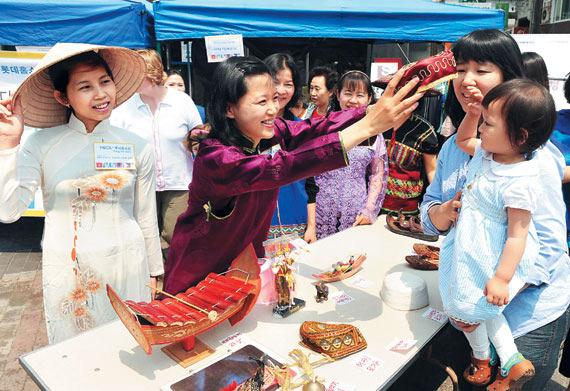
[0,28,568,390]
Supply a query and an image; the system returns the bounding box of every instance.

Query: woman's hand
[352,214,372,227]
[484,276,510,306]
[149,276,158,299]
[0,97,24,149]
[440,191,462,224]
[364,69,424,134]
[304,225,317,244]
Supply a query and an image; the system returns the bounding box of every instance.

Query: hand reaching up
[0,97,24,149]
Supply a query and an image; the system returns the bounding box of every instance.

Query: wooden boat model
[312,254,367,283]
[107,244,261,356]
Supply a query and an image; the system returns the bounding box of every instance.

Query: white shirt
[112,89,202,191]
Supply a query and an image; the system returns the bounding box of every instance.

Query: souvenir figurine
[271,246,305,318]
[312,254,367,283]
[314,282,329,303]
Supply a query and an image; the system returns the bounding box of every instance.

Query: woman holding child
[420,29,570,389]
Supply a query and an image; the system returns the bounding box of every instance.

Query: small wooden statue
[314,282,329,303]
[271,247,305,318]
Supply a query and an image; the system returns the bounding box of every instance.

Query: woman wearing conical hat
[0,44,163,343]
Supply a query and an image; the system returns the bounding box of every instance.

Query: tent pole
[305,51,310,84]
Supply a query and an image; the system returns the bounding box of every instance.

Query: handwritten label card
[386,338,417,352]
[352,353,383,374]
[349,276,373,289]
[422,308,448,324]
[219,332,250,350]
[330,291,355,305]
[325,380,357,391]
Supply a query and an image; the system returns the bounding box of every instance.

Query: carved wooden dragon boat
[312,254,367,283]
[107,244,261,355]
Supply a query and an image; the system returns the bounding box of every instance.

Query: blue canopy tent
[153,0,504,42]
[0,0,154,48]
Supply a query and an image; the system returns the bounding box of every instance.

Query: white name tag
[94,143,136,170]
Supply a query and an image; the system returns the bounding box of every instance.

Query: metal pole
[186,41,192,96]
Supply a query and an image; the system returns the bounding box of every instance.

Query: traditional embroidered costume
[0,116,163,343]
[164,109,365,294]
[382,114,439,215]
[314,137,387,239]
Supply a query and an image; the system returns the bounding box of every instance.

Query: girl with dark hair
[305,70,388,241]
[304,66,338,119]
[263,53,310,240]
[442,79,557,389]
[420,29,570,390]
[522,52,550,91]
[444,29,524,130]
[0,44,163,343]
[163,56,422,294]
[164,69,186,92]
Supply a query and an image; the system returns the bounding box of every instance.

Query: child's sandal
[486,354,535,391]
[463,355,493,386]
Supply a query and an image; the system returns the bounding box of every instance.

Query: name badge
[94,143,136,170]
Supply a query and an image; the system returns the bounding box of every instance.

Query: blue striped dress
[439,146,540,324]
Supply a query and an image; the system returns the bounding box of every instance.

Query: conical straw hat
[13,43,145,128]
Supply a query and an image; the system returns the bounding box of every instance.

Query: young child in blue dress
[439,78,557,389]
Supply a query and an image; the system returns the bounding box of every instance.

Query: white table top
[20,219,446,391]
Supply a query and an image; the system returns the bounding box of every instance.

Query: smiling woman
[0,43,164,344]
[163,55,424,294]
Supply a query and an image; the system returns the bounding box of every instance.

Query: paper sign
[325,380,357,391]
[422,307,448,324]
[352,353,383,374]
[386,338,417,352]
[94,143,135,170]
[205,34,244,63]
[219,332,250,350]
[349,276,372,289]
[330,291,354,305]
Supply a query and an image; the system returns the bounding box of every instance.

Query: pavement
[0,218,568,391]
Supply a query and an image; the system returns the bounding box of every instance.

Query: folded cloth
[300,321,367,359]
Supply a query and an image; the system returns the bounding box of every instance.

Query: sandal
[405,255,439,271]
[487,354,534,391]
[386,210,439,242]
[412,243,440,260]
[463,354,494,386]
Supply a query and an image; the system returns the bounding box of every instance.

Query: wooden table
[20,219,446,390]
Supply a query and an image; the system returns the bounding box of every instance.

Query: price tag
[219,332,249,350]
[94,142,135,170]
[386,338,417,352]
[422,307,448,324]
[349,276,372,289]
[352,353,383,374]
[325,380,357,391]
[330,291,354,305]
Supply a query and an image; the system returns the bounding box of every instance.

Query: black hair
[263,53,301,120]
[166,69,183,77]
[331,70,376,111]
[308,66,338,92]
[48,51,114,95]
[517,17,530,28]
[207,56,272,147]
[445,29,524,129]
[522,52,550,91]
[564,73,570,104]
[482,79,556,157]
